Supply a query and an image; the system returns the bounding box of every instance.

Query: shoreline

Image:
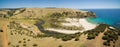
[79,18,98,30]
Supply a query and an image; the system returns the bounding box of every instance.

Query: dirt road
[2,23,8,47]
[95,27,108,47]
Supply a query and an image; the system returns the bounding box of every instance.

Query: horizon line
[0,7,120,9]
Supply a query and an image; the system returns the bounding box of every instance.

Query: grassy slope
[11,8,80,19]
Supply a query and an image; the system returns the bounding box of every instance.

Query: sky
[0,0,120,9]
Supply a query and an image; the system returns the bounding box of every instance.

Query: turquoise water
[81,9,120,29]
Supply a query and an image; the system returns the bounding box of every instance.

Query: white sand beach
[46,18,98,34]
[79,18,97,30]
[46,28,81,34]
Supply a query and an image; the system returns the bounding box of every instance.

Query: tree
[58,45,63,47]
[117,32,120,36]
[16,45,19,47]
[102,35,109,40]
[62,35,72,41]
[103,41,110,46]
[27,39,30,41]
[23,44,26,46]
[18,41,21,43]
[87,34,95,40]
[8,42,11,45]
[23,38,26,40]
[75,37,79,41]
[33,44,38,47]
[0,29,3,32]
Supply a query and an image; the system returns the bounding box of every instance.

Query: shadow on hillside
[35,22,65,35]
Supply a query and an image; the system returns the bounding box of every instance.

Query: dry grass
[0,18,9,28]
[11,8,81,19]
[7,33,87,47]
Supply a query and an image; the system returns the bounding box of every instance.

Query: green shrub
[58,45,63,47]
[33,44,38,46]
[0,29,3,32]
[103,41,110,46]
[102,35,109,40]
[18,41,21,43]
[27,39,30,41]
[75,37,79,41]
[87,34,95,40]
[23,44,26,46]
[8,42,11,45]
[16,45,19,47]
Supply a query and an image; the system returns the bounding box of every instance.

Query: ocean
[81,9,120,29]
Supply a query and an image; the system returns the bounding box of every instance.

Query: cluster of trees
[8,21,36,37]
[83,24,107,40]
[94,24,108,32]
[8,38,32,47]
[50,12,76,18]
[85,29,98,39]
[83,24,120,46]
[0,14,9,18]
[102,30,118,41]
[37,32,81,41]
[49,11,91,19]
[103,40,110,46]
[102,28,120,46]
[7,10,15,16]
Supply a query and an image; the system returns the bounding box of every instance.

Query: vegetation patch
[8,21,37,37]
[0,29,3,32]
[102,27,120,46]
[83,24,108,40]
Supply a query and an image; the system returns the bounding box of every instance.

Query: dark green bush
[33,44,38,46]
[58,45,63,47]
[75,37,79,41]
[103,41,110,46]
